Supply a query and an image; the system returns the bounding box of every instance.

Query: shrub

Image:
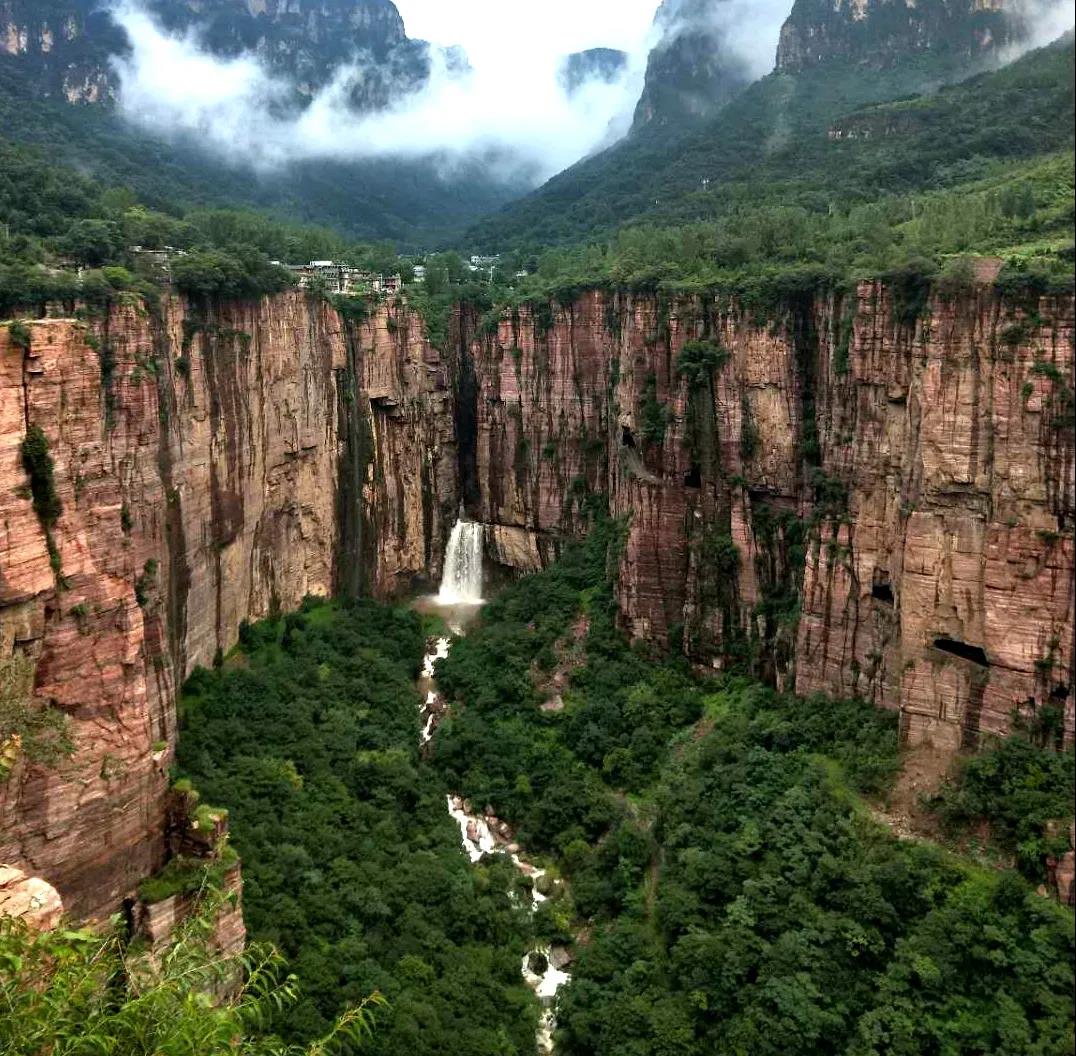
[930,732,1076,881]
[640,373,669,444]
[677,339,728,387]
[20,426,62,529]
[7,320,31,351]
[0,653,72,780]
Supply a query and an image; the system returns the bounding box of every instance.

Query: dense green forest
[430,520,1076,1056]
[154,520,1075,1056]
[0,136,422,314]
[472,35,1075,253]
[174,600,540,1055]
[2,7,1074,1055]
[0,64,520,247]
[5,37,1073,329]
[483,37,1075,306]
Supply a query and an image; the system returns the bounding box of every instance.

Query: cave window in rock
[871,570,895,605]
[1051,683,1070,702]
[933,637,989,667]
[684,463,702,488]
[622,426,637,449]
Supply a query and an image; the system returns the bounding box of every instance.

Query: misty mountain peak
[559,48,629,97]
[0,0,446,109]
[631,0,752,133]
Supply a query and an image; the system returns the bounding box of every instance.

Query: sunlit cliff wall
[1,278,1072,921]
[0,292,455,920]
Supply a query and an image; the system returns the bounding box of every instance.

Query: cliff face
[465,284,1075,747]
[0,294,444,920]
[776,0,1023,72]
[632,0,751,132]
[2,280,1073,924]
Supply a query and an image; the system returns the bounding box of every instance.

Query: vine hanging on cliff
[20,425,66,585]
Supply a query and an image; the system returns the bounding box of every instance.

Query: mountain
[775,0,1025,71]
[0,0,517,246]
[471,0,1041,250]
[559,47,629,96]
[632,0,752,131]
[0,0,456,107]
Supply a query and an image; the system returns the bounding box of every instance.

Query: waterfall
[437,517,484,605]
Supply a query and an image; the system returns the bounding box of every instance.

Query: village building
[283,260,403,297]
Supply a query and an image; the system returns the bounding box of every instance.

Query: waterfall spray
[437,517,484,605]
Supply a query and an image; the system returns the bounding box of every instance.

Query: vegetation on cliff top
[472,34,1075,255]
[0,138,417,314]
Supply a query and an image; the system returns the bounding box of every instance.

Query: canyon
[0,277,1073,923]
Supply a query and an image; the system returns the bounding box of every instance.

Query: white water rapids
[416,538,571,1054]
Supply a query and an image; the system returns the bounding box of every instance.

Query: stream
[415,516,571,1055]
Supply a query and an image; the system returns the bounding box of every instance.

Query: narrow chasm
[453,333,481,514]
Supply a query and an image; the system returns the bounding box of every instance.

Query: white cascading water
[419,527,571,1054]
[437,517,484,605]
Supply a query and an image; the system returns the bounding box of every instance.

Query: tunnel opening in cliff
[872,572,895,605]
[684,462,702,489]
[622,426,637,450]
[934,637,989,667]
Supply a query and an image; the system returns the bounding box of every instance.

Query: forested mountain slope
[472,8,1064,251]
[0,0,522,245]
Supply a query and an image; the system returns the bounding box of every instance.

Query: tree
[0,900,384,1056]
[59,218,121,267]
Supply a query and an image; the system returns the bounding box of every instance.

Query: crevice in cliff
[335,317,373,599]
[454,307,481,516]
[153,302,191,687]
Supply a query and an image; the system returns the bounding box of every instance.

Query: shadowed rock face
[632,0,752,131]
[776,0,1026,73]
[1,280,1072,922]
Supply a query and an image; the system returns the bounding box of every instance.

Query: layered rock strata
[465,283,1074,748]
[1,278,1072,925]
[0,295,453,921]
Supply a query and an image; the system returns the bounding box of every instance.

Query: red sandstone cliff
[1,279,1072,925]
[466,283,1074,748]
[0,293,452,921]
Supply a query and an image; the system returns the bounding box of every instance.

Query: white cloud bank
[109,0,659,181]
[1017,0,1076,51]
[107,0,1075,183]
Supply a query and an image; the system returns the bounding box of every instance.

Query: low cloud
[108,1,651,182]
[1015,0,1076,52]
[107,0,1074,186]
[655,0,790,80]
